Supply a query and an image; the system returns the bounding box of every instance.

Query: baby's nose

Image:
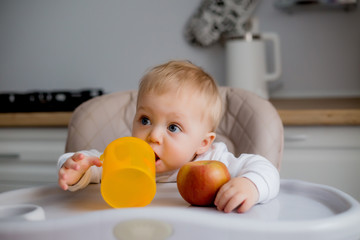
[147,127,163,144]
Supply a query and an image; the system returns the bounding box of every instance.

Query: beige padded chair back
[65,87,283,169]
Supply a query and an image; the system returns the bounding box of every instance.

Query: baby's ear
[196,132,216,155]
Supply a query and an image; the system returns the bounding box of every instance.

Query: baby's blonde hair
[137,60,222,131]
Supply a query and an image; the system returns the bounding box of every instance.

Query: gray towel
[185,0,259,47]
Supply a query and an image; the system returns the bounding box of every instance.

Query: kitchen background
[0,0,359,97]
[0,0,359,202]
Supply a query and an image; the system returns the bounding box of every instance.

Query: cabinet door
[281,126,360,201]
[0,128,67,192]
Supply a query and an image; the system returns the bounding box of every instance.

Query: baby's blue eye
[168,124,181,133]
[141,117,151,125]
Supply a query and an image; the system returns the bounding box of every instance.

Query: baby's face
[132,89,214,173]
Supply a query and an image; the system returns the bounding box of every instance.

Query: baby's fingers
[63,153,85,170]
[237,199,254,213]
[223,194,246,213]
[63,158,80,171]
[89,156,102,167]
[214,185,233,211]
[58,168,69,190]
[58,179,69,191]
[72,153,85,162]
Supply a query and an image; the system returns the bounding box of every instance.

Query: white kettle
[225,31,281,99]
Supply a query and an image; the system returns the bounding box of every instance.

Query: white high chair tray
[0,179,359,240]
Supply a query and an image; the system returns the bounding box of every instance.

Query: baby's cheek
[131,129,142,139]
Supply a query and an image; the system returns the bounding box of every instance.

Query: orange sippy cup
[100,137,156,208]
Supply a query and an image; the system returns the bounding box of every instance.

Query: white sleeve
[196,142,280,204]
[57,149,103,192]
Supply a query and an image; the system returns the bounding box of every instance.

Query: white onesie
[57,142,279,204]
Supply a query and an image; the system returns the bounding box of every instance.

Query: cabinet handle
[0,153,20,161]
[284,134,308,142]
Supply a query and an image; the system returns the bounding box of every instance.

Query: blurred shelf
[0,112,72,127]
[270,97,360,125]
[0,98,359,127]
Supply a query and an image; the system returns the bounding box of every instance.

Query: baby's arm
[197,143,279,213]
[215,153,279,213]
[58,151,102,191]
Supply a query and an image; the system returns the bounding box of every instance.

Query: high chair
[1,88,360,240]
[65,87,284,170]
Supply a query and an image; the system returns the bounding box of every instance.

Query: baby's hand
[58,153,102,191]
[214,177,259,213]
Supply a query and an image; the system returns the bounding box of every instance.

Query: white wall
[0,0,359,97]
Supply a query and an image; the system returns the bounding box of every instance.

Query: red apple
[177,160,231,206]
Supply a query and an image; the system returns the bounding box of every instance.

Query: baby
[58,60,279,213]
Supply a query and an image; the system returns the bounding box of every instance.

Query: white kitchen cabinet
[0,128,68,193]
[280,126,360,201]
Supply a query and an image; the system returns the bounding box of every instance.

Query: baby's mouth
[154,152,160,162]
